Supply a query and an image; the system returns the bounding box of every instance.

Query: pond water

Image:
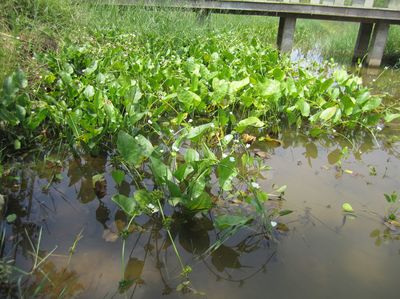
[1,70,400,298]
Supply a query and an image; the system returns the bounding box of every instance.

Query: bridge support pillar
[367,22,390,67]
[353,22,373,64]
[277,17,297,53]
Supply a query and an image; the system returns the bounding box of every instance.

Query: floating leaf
[342,203,354,213]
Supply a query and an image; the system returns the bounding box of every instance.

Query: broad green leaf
[320,107,337,121]
[258,79,281,97]
[296,99,310,117]
[83,85,95,98]
[112,194,139,217]
[112,170,125,186]
[84,60,98,75]
[235,117,264,133]
[229,77,249,94]
[186,123,214,139]
[361,97,381,112]
[183,192,212,212]
[217,156,238,191]
[384,113,400,123]
[150,156,173,184]
[117,131,153,166]
[184,149,200,162]
[342,203,354,213]
[177,89,201,109]
[214,215,252,230]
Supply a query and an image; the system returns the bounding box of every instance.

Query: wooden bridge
[110,1,400,67]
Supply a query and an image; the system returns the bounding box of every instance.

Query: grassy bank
[1,0,400,83]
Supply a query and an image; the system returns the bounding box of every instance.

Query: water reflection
[1,124,400,298]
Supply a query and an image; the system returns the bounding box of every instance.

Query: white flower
[270,221,277,228]
[169,129,174,134]
[233,139,239,143]
[172,145,179,152]
[229,111,233,115]
[148,203,155,210]
[251,182,260,189]
[222,153,228,158]
[229,157,235,162]
[159,149,164,153]
[147,119,153,124]
[245,144,251,148]
[210,123,215,128]
[188,119,193,123]
[134,136,139,140]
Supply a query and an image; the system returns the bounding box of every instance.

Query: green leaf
[320,107,337,121]
[112,194,139,217]
[84,60,98,75]
[117,131,153,167]
[150,156,173,184]
[235,117,264,133]
[177,89,201,109]
[362,97,381,112]
[6,213,17,223]
[229,77,249,94]
[184,149,200,162]
[112,170,125,186]
[279,210,293,216]
[83,85,95,98]
[258,79,281,97]
[384,113,400,123]
[214,215,252,230]
[217,156,238,191]
[296,99,310,117]
[14,139,21,150]
[186,123,214,139]
[342,203,354,213]
[183,192,212,211]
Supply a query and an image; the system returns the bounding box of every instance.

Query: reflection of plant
[384,191,399,221]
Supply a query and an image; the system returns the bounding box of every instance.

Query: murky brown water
[1,67,400,298]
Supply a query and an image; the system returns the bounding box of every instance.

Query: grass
[1,0,400,83]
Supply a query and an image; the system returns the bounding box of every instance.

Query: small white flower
[210,123,215,128]
[251,182,260,189]
[159,149,164,153]
[332,129,336,133]
[148,203,155,210]
[172,145,179,152]
[245,144,251,148]
[270,221,277,228]
[222,153,228,158]
[135,136,139,140]
[169,129,174,134]
[188,119,193,123]
[229,111,233,115]
[229,157,235,162]
[147,119,153,125]
[233,139,239,143]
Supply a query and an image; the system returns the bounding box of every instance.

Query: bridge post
[277,17,297,53]
[367,22,390,67]
[353,22,373,64]
[352,0,365,6]
[335,0,345,6]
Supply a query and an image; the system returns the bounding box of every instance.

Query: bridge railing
[227,0,399,10]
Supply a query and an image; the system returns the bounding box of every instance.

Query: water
[1,71,400,298]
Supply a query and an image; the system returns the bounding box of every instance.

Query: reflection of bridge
[111,0,400,67]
